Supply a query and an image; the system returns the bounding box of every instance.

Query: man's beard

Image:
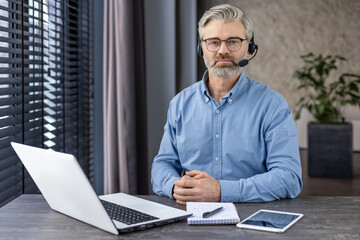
[204,55,241,78]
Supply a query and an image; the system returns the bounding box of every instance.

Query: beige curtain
[103,0,137,194]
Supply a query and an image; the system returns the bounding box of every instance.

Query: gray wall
[144,0,176,194]
[144,0,197,193]
[199,0,360,150]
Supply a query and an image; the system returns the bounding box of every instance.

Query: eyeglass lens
[205,38,243,52]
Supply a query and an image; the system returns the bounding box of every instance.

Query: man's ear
[245,45,251,59]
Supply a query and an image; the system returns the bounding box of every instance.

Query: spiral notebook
[186,202,240,225]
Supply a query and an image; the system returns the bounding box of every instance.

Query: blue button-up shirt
[151,70,303,202]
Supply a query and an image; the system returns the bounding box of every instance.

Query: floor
[299,149,360,196]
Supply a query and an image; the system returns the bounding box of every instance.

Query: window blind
[0,0,93,207]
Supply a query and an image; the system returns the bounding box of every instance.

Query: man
[151,4,302,205]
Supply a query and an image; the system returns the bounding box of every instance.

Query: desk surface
[0,195,360,240]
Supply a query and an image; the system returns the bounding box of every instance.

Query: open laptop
[11,142,191,235]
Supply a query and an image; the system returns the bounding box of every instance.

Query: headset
[197,34,258,66]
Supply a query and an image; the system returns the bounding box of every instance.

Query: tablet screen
[242,211,299,229]
[237,210,303,232]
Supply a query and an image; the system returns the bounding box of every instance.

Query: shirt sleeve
[218,100,303,202]
[151,100,183,199]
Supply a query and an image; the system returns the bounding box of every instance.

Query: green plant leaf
[349,82,359,92]
[295,107,302,120]
[341,73,359,78]
[297,84,307,90]
[340,100,348,106]
[301,53,314,59]
[329,65,337,71]
[348,92,360,99]
[292,53,360,123]
[297,97,305,105]
[335,55,347,61]
[339,76,345,84]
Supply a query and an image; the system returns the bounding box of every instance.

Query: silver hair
[198,4,253,40]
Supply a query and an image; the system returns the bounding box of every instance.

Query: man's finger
[173,186,197,196]
[174,177,197,188]
[187,170,207,179]
[192,172,207,179]
[173,193,198,202]
[176,199,186,205]
[186,170,203,177]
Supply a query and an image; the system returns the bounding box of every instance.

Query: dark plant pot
[308,122,353,178]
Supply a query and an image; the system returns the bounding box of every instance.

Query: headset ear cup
[197,38,203,57]
[248,35,257,55]
[248,42,254,55]
[248,38,255,55]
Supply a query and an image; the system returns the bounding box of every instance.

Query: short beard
[204,57,241,78]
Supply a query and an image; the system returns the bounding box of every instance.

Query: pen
[202,207,223,218]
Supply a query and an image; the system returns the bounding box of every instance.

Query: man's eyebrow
[204,36,246,40]
[203,37,219,40]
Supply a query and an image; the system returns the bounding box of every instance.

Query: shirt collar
[200,70,248,105]
[200,71,211,103]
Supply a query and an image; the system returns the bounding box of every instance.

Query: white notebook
[186,202,240,225]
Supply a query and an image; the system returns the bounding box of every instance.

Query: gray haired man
[151,4,303,205]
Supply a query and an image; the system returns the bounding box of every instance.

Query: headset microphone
[238,41,258,67]
[238,59,249,67]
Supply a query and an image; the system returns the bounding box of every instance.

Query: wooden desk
[0,195,359,239]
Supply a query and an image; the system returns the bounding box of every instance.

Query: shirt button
[216,134,220,138]
[215,109,220,114]
[215,157,220,162]
[228,98,232,103]
[205,98,209,102]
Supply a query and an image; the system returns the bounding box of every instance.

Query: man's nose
[217,41,230,54]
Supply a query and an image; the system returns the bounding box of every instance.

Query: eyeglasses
[202,37,246,52]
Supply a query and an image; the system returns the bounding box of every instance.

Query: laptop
[11,142,192,235]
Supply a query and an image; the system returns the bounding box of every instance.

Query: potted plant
[293,53,360,178]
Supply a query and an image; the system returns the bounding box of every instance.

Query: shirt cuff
[218,180,241,202]
[163,176,179,199]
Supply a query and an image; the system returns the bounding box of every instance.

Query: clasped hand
[172,170,221,205]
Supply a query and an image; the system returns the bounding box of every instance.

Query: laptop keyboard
[100,199,159,225]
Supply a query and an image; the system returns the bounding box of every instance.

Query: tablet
[236,209,303,233]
